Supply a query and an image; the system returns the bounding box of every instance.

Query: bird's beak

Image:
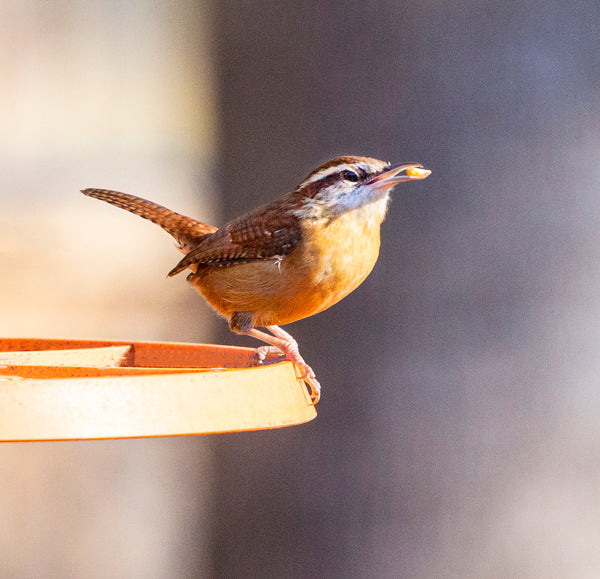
[369,163,431,190]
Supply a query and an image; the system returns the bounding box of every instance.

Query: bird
[82,155,431,403]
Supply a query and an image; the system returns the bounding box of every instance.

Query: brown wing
[81,188,217,251]
[168,204,302,276]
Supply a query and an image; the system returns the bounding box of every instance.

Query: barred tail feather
[81,188,217,249]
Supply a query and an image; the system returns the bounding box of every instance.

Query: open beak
[369,163,431,190]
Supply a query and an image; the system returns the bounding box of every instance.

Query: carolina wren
[82,156,430,402]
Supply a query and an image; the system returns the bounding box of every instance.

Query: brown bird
[82,156,430,402]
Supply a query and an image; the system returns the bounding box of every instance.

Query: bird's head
[291,155,431,220]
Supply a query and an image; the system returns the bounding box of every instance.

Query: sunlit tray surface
[0,338,316,441]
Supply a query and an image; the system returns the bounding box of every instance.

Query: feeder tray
[0,338,316,441]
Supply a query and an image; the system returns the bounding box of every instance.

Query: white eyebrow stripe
[296,158,390,191]
[300,163,358,187]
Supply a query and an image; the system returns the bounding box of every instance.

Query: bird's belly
[192,209,383,327]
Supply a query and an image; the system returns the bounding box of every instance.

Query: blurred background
[2,1,600,577]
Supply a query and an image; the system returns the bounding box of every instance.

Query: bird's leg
[229,313,320,402]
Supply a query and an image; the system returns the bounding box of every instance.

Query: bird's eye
[341,170,359,183]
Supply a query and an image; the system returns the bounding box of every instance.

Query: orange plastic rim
[0,338,316,441]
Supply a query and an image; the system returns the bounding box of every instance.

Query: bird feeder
[0,338,316,442]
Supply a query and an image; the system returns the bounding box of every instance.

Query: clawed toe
[254,346,285,365]
[289,363,320,404]
[303,374,321,404]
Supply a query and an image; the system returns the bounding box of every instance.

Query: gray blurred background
[2,1,600,577]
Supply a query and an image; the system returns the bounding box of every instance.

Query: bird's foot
[294,367,321,404]
[254,345,321,404]
[254,346,285,365]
